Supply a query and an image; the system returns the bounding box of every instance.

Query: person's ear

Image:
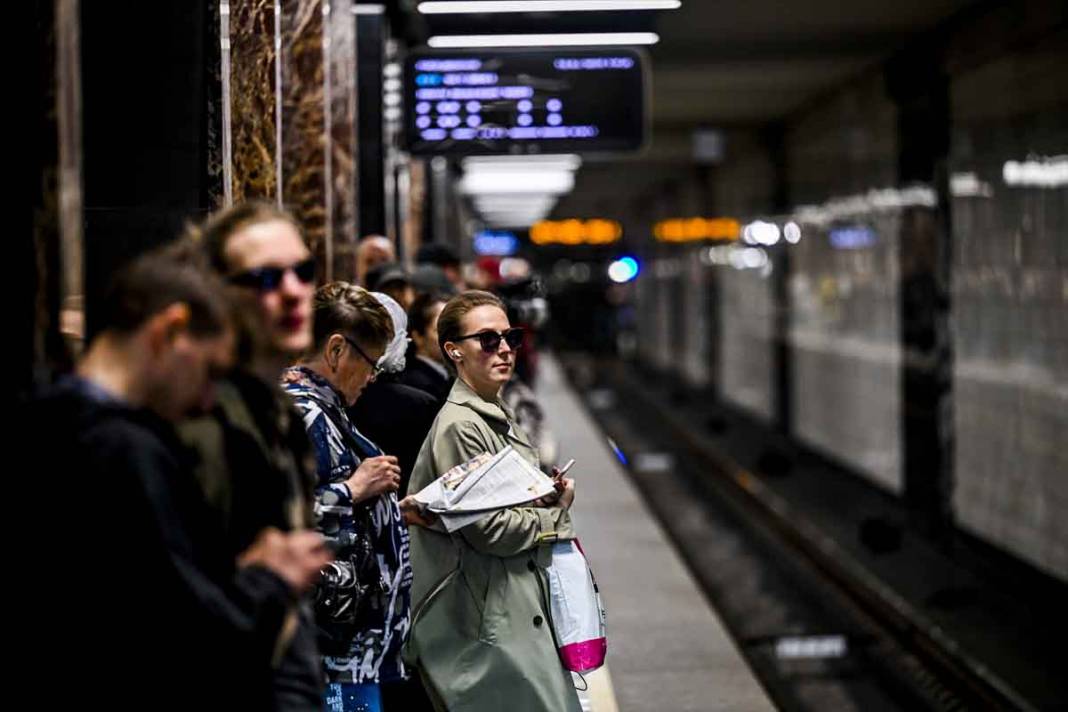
[146,303,191,353]
[327,333,345,371]
[444,341,462,362]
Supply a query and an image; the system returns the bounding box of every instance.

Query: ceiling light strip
[428,32,659,48]
[419,1,679,13]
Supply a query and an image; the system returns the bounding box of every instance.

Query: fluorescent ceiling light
[464,154,582,172]
[461,171,574,194]
[1003,157,1068,188]
[476,204,556,216]
[480,206,552,215]
[478,209,555,218]
[428,32,659,48]
[476,199,556,211]
[419,1,680,13]
[477,205,556,216]
[475,195,557,206]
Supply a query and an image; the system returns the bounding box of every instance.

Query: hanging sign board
[405,48,647,156]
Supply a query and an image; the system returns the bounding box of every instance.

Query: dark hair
[186,200,304,274]
[415,243,460,270]
[436,290,506,369]
[312,282,393,354]
[408,291,449,337]
[100,244,229,338]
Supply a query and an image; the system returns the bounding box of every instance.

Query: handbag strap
[301,393,383,461]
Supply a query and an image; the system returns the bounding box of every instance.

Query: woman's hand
[557,478,576,510]
[345,455,401,503]
[532,475,575,509]
[399,495,438,528]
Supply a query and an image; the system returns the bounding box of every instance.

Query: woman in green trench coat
[403,291,582,712]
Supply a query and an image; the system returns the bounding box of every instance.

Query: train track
[563,356,1039,712]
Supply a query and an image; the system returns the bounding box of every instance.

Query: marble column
[227,0,357,281]
[278,0,328,271]
[227,0,280,202]
[325,0,358,282]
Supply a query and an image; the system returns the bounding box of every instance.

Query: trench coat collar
[446,377,533,449]
[447,377,511,422]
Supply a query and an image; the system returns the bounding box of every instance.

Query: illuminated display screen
[530,219,621,245]
[654,217,740,242]
[404,49,646,155]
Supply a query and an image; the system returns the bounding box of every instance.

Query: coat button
[533,615,543,627]
[527,560,537,572]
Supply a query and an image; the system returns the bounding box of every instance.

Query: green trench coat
[404,378,582,712]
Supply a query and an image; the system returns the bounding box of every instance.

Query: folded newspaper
[411,445,557,532]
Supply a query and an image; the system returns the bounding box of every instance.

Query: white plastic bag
[546,539,607,673]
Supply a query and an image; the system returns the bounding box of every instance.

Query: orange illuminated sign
[530,219,622,245]
[653,217,740,243]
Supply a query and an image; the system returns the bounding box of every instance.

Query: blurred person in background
[404,290,580,712]
[398,292,452,404]
[356,235,395,288]
[31,248,330,708]
[410,263,457,301]
[181,201,325,710]
[347,292,441,498]
[366,261,415,311]
[494,270,556,468]
[414,243,464,292]
[465,256,501,292]
[281,283,414,712]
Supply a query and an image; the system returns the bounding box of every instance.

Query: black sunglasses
[454,327,525,354]
[228,258,316,292]
[342,335,384,379]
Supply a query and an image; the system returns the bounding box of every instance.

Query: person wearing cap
[409,263,457,300]
[415,243,465,291]
[366,261,415,311]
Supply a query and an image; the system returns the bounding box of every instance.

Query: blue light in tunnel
[473,230,519,256]
[607,256,640,283]
[829,225,877,249]
[607,437,628,466]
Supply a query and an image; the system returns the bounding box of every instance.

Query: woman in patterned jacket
[281,282,412,712]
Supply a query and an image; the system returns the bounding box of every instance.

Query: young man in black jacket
[31,250,329,708]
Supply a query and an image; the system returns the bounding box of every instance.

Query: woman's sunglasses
[453,327,525,354]
[228,258,316,292]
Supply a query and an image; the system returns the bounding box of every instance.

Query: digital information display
[404,48,646,156]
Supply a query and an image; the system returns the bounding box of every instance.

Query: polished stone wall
[278,0,327,266]
[325,0,357,281]
[228,0,281,202]
[227,0,357,281]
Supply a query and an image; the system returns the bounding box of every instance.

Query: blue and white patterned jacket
[281,366,412,684]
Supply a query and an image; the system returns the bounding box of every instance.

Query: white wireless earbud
[452,351,462,359]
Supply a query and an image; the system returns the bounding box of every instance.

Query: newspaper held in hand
[411,445,557,532]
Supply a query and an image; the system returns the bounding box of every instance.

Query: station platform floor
[534,354,775,712]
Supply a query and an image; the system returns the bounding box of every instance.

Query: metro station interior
[27,1,1066,710]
